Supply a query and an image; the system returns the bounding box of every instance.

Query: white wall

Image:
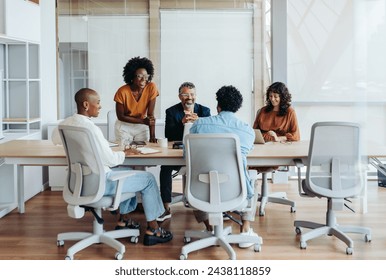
[160,10,254,124]
[4,0,40,42]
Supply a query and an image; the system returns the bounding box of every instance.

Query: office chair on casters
[56,125,140,260]
[180,134,262,260]
[258,168,296,216]
[294,122,371,255]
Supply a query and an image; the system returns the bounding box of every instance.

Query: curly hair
[216,85,243,113]
[122,56,155,85]
[264,82,292,116]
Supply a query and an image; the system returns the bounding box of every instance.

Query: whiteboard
[160,10,254,124]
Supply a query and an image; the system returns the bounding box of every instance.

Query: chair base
[258,172,296,216]
[57,210,140,260]
[294,211,372,255]
[180,225,262,260]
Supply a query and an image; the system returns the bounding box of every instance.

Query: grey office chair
[294,122,371,254]
[180,134,262,260]
[56,125,140,260]
[253,108,296,216]
[107,109,117,142]
[258,169,296,216]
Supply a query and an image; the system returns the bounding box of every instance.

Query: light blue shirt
[190,111,255,198]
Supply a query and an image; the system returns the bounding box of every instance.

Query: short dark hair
[264,82,292,116]
[74,88,97,106]
[123,56,154,85]
[178,82,195,94]
[216,85,243,113]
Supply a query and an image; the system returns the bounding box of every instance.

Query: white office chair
[180,134,262,260]
[258,168,296,216]
[56,125,140,260]
[107,109,117,142]
[294,122,371,254]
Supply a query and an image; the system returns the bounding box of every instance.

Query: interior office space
[0,0,386,259]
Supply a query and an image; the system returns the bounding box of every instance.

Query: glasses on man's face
[136,74,150,81]
[179,93,196,98]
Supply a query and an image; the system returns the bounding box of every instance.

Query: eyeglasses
[136,74,150,81]
[179,93,196,98]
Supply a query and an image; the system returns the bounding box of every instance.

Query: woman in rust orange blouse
[253,82,300,142]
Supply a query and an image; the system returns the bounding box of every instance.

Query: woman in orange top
[253,82,300,142]
[114,57,159,144]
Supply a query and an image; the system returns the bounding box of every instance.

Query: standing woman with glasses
[114,56,159,144]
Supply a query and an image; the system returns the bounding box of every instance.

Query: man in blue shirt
[189,85,259,248]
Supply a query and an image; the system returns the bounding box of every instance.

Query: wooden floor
[0,178,385,260]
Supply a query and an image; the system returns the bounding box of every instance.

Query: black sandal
[143,227,173,246]
[115,218,140,230]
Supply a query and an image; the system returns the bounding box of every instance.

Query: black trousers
[159,165,182,203]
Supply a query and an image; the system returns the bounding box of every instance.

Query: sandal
[143,227,173,246]
[115,218,140,230]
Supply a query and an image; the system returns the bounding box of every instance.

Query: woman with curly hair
[114,56,159,144]
[253,81,300,142]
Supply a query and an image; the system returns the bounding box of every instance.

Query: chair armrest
[109,172,135,182]
[106,172,135,211]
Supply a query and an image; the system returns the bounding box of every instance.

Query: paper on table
[108,142,118,147]
[136,147,160,154]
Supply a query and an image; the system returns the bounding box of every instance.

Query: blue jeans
[105,169,164,222]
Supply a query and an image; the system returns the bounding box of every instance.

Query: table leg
[17,165,25,213]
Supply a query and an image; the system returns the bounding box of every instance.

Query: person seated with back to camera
[157,81,211,222]
[52,88,172,246]
[189,85,259,248]
[251,81,300,173]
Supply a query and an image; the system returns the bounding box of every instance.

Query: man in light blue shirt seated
[189,85,259,248]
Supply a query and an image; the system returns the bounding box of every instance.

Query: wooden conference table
[0,139,385,215]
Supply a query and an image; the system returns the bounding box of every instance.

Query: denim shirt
[189,111,255,198]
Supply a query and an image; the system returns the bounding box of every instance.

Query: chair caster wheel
[365,234,371,242]
[300,241,307,249]
[115,252,124,260]
[130,236,139,243]
[346,247,353,255]
[254,244,262,252]
[184,237,191,243]
[290,206,296,213]
[180,254,187,260]
[295,227,301,235]
[65,256,72,260]
[57,240,64,247]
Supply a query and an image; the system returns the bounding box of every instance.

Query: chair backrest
[59,125,106,207]
[107,109,117,142]
[182,122,193,142]
[306,122,363,198]
[184,133,247,213]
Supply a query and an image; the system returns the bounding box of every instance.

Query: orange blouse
[253,106,300,142]
[114,82,159,119]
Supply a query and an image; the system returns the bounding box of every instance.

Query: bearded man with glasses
[157,82,211,222]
